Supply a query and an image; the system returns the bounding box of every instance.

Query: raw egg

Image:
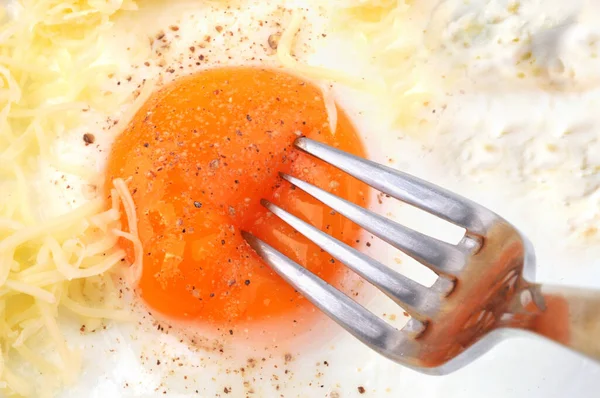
[105,67,369,330]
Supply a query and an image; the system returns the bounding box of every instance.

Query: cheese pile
[330,0,438,130]
[0,1,139,396]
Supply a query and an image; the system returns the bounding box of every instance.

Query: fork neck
[505,283,600,362]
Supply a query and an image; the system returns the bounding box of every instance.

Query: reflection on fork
[243,137,600,374]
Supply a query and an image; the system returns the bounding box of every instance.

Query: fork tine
[261,199,440,319]
[281,174,465,276]
[294,137,497,236]
[242,231,420,358]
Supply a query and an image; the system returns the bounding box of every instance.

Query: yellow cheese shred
[320,83,338,135]
[0,0,141,396]
[329,0,436,130]
[277,9,363,87]
[0,179,139,397]
[112,179,144,286]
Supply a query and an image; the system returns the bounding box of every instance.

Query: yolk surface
[105,67,369,328]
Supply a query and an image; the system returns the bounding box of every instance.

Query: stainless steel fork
[242,137,600,374]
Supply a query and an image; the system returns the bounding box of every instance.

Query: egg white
[31,0,600,397]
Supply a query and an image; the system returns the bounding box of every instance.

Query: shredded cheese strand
[112,178,139,239]
[277,9,372,90]
[3,280,56,304]
[330,0,437,130]
[61,295,131,321]
[0,1,140,396]
[111,178,144,285]
[320,83,338,135]
[112,229,143,286]
[0,199,104,253]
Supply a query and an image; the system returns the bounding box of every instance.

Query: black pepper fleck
[83,133,95,145]
[268,33,281,49]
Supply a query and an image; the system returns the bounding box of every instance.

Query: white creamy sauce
[416,0,600,244]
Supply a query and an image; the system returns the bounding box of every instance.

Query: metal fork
[242,137,600,374]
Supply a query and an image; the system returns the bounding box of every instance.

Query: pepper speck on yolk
[105,67,370,329]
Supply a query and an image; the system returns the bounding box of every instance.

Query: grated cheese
[278,8,379,135]
[112,178,144,286]
[0,0,141,396]
[327,0,436,130]
[277,9,363,87]
[0,180,137,397]
[276,8,394,135]
[320,83,337,135]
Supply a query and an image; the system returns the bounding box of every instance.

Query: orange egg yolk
[105,67,370,329]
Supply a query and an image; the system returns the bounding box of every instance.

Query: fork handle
[521,283,600,361]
